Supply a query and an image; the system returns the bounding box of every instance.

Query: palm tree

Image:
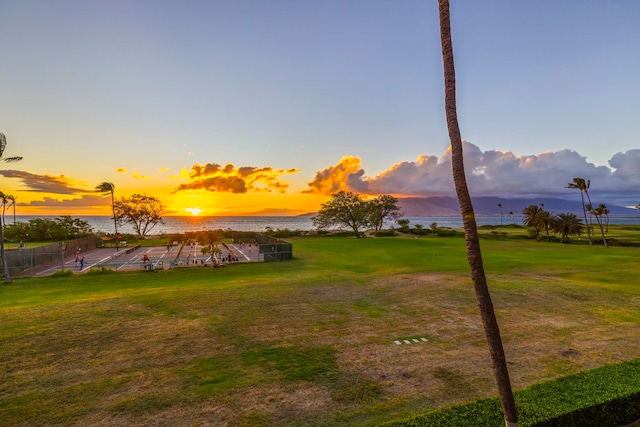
[95,182,118,248]
[497,203,503,225]
[508,211,515,224]
[538,210,556,241]
[1,193,9,226]
[591,204,608,246]
[552,213,585,243]
[0,133,23,163]
[0,132,22,282]
[567,178,592,245]
[522,204,543,240]
[438,2,518,425]
[7,195,17,223]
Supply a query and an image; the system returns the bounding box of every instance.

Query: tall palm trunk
[578,191,592,245]
[0,214,10,282]
[438,1,518,425]
[584,191,606,247]
[111,190,118,247]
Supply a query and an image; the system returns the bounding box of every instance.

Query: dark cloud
[174,163,300,194]
[175,176,247,193]
[18,195,109,208]
[0,170,93,194]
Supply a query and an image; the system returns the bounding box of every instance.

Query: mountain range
[395,197,638,217]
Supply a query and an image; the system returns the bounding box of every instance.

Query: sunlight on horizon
[184,207,204,216]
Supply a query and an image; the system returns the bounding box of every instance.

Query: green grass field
[1,234,639,426]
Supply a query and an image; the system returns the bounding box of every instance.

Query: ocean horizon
[9,215,640,235]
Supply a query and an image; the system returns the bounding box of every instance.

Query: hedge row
[380,358,640,427]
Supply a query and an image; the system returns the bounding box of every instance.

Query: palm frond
[0,132,6,157]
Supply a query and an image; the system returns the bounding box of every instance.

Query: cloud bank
[305,142,640,206]
[0,170,93,194]
[173,163,300,194]
[17,195,109,209]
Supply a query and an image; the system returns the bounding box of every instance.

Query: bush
[379,358,640,427]
[374,229,397,237]
[434,228,462,237]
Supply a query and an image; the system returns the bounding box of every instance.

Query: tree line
[3,216,93,242]
[521,177,611,246]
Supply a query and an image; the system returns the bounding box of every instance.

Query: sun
[185,207,204,216]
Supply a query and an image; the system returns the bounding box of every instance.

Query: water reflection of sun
[185,207,204,216]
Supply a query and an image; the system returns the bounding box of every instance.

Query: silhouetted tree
[95,182,119,246]
[114,194,166,236]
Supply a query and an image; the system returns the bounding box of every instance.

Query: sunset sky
[1,0,639,216]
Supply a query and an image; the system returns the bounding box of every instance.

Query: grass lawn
[1,235,639,426]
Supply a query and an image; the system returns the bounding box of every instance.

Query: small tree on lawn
[114,194,166,236]
[367,195,402,231]
[396,218,411,233]
[312,191,369,238]
[552,213,585,243]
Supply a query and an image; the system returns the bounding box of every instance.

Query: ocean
[11,215,640,235]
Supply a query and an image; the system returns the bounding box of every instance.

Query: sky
[1,0,639,216]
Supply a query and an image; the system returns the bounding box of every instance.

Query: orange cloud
[116,168,127,173]
[303,156,363,195]
[173,163,299,194]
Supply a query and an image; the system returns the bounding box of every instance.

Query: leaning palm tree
[497,203,503,225]
[0,133,23,163]
[0,132,22,282]
[95,182,119,248]
[588,202,607,247]
[438,2,518,425]
[567,178,592,245]
[7,195,17,223]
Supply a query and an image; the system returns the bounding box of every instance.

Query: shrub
[434,228,462,237]
[379,358,640,427]
[374,230,397,237]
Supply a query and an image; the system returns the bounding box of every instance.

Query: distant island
[298,196,639,218]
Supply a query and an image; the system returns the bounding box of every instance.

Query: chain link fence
[255,234,293,261]
[1,236,99,278]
